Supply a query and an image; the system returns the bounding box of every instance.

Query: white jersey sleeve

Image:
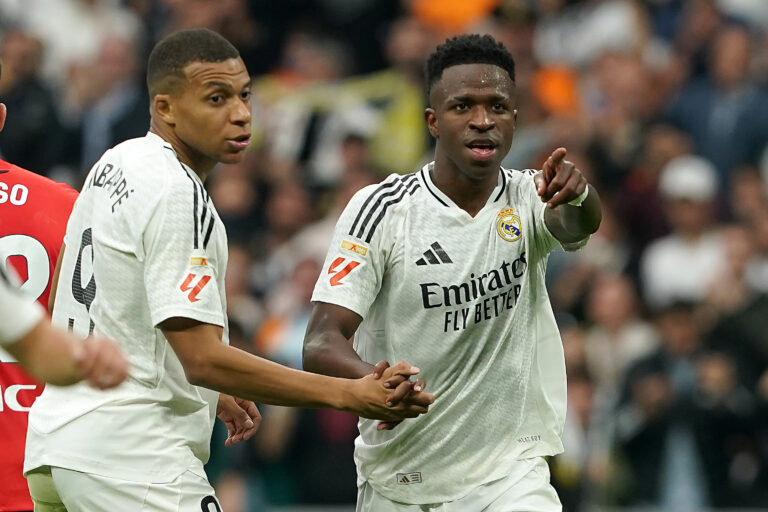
[0,265,43,346]
[311,180,398,316]
[520,169,589,254]
[142,177,225,328]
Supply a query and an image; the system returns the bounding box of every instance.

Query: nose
[231,97,251,126]
[468,106,493,131]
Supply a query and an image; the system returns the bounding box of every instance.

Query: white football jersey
[312,163,586,504]
[25,132,229,483]
[0,265,43,346]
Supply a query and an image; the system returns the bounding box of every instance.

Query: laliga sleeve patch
[327,256,362,287]
[179,272,212,303]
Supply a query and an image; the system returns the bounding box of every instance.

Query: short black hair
[147,28,240,98]
[424,34,515,97]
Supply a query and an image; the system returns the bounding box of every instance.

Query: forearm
[8,320,81,386]
[185,343,352,410]
[303,330,373,379]
[546,184,602,242]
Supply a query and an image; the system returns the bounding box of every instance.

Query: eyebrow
[450,93,509,102]
[203,78,253,91]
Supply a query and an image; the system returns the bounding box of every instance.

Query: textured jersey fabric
[25,132,229,484]
[313,163,586,503]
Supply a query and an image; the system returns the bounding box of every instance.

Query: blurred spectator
[65,34,150,172]
[728,164,768,224]
[705,225,768,389]
[614,301,757,508]
[640,154,726,309]
[584,274,658,407]
[0,29,62,174]
[550,371,609,512]
[618,124,693,258]
[209,155,265,244]
[7,0,141,91]
[549,199,630,319]
[533,0,646,69]
[746,206,768,293]
[225,244,264,340]
[666,23,768,183]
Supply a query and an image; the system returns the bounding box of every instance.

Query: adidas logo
[396,472,423,485]
[416,242,452,266]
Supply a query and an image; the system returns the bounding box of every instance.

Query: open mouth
[229,134,251,149]
[467,141,497,158]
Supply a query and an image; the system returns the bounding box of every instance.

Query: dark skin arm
[535,147,602,242]
[303,302,429,429]
[161,317,432,422]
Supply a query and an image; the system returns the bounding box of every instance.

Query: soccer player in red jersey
[0,60,78,512]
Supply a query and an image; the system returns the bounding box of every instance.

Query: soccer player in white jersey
[23,28,433,511]
[303,34,602,511]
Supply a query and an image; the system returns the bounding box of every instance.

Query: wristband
[567,186,589,206]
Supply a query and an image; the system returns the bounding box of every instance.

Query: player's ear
[152,94,175,126]
[425,107,438,138]
[0,103,6,132]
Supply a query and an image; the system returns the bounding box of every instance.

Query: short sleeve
[311,183,391,317]
[142,179,224,328]
[519,170,589,254]
[0,266,44,346]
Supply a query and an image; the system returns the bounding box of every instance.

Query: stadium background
[1,0,768,510]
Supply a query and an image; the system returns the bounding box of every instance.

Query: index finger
[549,147,567,167]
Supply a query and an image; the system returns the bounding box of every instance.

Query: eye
[240,90,252,101]
[492,103,507,112]
[454,102,468,111]
[209,94,224,104]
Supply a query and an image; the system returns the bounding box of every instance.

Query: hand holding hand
[349,360,434,423]
[217,394,262,446]
[75,336,129,390]
[371,360,430,430]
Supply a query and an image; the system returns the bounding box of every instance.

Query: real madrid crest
[496,208,522,242]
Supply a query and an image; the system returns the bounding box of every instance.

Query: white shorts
[357,457,562,512]
[26,466,223,512]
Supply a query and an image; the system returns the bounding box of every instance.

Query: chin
[220,151,246,164]
[466,158,502,172]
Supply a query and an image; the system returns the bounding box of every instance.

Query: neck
[432,152,499,217]
[149,119,214,182]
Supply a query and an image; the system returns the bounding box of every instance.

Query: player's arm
[536,147,602,243]
[160,317,433,421]
[6,318,127,389]
[1,265,128,389]
[302,301,371,378]
[302,301,430,422]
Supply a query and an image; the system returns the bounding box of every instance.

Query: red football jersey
[0,159,77,511]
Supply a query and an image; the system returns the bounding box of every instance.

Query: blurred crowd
[2,0,768,510]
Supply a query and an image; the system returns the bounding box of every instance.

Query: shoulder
[95,134,199,205]
[500,167,539,202]
[345,172,420,243]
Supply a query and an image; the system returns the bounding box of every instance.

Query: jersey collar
[145,131,203,185]
[419,162,508,214]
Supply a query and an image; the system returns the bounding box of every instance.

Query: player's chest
[389,204,531,287]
